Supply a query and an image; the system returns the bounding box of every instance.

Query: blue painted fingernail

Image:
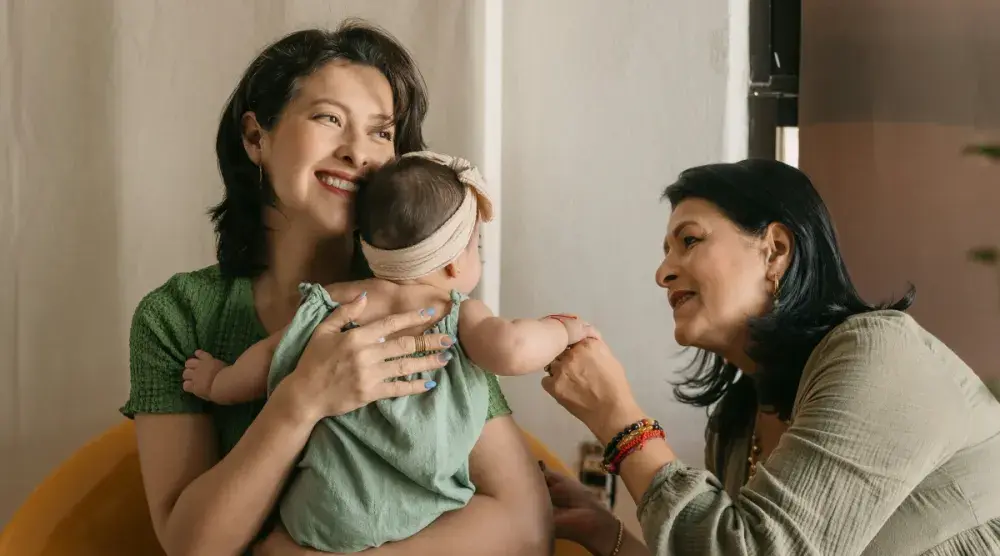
[420,308,436,317]
[439,352,453,363]
[441,335,456,347]
[425,380,437,389]
[359,290,367,298]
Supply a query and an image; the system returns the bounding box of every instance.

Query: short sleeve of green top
[120,265,512,457]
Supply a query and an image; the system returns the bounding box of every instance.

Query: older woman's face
[249,60,397,236]
[655,199,777,356]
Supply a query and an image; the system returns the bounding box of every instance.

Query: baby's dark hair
[355,157,468,250]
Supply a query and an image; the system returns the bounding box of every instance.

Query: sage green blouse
[637,311,1000,555]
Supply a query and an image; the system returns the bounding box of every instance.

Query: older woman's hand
[541,464,622,555]
[542,337,645,444]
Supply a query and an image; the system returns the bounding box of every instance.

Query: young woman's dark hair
[661,159,915,467]
[211,20,429,278]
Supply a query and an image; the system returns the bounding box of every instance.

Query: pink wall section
[801,124,1000,380]
[799,1,1000,381]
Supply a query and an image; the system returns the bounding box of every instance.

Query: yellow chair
[0,421,589,556]
[0,420,163,556]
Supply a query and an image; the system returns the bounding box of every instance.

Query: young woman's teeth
[319,174,357,192]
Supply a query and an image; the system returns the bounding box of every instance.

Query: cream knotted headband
[360,151,494,280]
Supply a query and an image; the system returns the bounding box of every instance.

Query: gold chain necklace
[747,430,763,482]
[747,416,792,483]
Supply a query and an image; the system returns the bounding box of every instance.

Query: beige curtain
[0,0,489,525]
[1,0,744,537]
[800,0,1000,382]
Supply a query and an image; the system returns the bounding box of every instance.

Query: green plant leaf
[962,144,1000,159]
[968,246,1000,265]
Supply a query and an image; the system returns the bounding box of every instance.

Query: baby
[182,151,594,553]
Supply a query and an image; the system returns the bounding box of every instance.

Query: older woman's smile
[668,290,697,311]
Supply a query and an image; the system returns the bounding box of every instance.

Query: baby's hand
[182,350,226,401]
[546,314,600,345]
[563,318,599,345]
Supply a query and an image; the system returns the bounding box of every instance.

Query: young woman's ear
[241,112,266,165]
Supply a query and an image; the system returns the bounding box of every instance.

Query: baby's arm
[182,329,285,405]
[185,283,367,404]
[459,299,591,376]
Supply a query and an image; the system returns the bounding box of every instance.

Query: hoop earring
[773,276,782,307]
[258,164,263,185]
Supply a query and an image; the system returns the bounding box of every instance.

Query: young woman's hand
[277,293,455,424]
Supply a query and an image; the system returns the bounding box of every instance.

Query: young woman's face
[250,60,397,236]
[654,198,786,357]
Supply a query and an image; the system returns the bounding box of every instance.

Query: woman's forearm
[590,406,677,508]
[261,494,550,556]
[581,508,651,556]
[618,530,651,556]
[366,416,551,555]
[616,441,677,506]
[253,493,546,556]
[362,493,549,556]
[163,387,315,556]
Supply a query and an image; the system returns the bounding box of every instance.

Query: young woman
[121,22,550,556]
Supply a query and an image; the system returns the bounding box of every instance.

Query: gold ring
[414,334,427,353]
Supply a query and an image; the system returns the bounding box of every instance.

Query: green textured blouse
[638,311,1000,555]
[120,264,511,458]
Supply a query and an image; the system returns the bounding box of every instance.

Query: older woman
[542,159,1000,555]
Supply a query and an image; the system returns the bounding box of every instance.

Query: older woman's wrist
[592,402,648,446]
[580,508,624,556]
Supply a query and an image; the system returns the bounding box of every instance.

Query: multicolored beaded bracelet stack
[601,418,665,474]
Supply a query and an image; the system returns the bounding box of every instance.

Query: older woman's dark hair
[211,20,429,278]
[662,159,914,466]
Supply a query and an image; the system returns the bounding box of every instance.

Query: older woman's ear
[764,222,794,276]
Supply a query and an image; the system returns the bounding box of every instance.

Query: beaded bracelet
[602,418,661,460]
[602,418,665,474]
[542,313,578,322]
[605,429,665,474]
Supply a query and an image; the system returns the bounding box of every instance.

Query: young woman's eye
[375,129,394,141]
[683,236,700,248]
[316,114,342,126]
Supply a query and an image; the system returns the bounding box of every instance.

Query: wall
[0,0,484,526]
[499,0,744,530]
[799,0,1000,381]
